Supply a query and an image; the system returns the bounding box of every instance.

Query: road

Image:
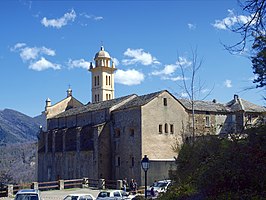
[0,188,102,200]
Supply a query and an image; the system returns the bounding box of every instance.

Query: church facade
[38,47,266,186]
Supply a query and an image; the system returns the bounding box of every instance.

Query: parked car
[146,180,171,197]
[96,190,134,200]
[14,189,41,200]
[63,193,95,200]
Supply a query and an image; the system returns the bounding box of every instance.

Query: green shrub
[169,129,266,199]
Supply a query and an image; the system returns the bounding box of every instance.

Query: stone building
[38,46,266,186]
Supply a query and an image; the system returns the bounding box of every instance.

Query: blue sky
[0,0,265,117]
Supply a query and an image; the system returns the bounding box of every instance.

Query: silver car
[14,189,41,200]
[96,190,132,200]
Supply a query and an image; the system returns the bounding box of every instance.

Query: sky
[0,0,265,117]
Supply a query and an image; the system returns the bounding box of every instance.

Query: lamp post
[141,155,150,199]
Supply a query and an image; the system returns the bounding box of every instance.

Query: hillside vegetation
[0,143,37,184]
[0,109,45,184]
[160,127,266,199]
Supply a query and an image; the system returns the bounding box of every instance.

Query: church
[38,47,266,186]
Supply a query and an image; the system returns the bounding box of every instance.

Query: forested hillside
[0,109,45,184]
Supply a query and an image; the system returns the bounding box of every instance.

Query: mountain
[0,109,45,146]
[0,109,46,183]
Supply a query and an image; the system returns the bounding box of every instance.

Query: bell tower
[89,46,117,103]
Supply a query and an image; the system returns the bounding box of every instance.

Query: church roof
[115,90,165,110]
[54,94,135,118]
[177,99,229,113]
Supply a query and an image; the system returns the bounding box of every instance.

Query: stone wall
[111,107,142,185]
[141,92,188,160]
[38,125,98,181]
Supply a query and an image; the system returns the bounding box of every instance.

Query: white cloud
[169,76,188,81]
[29,57,61,71]
[11,44,56,62]
[94,16,104,21]
[80,13,104,21]
[11,43,59,71]
[19,47,39,61]
[41,9,76,28]
[115,69,144,85]
[180,92,189,98]
[112,57,120,66]
[11,43,26,51]
[68,58,91,69]
[212,9,252,30]
[224,79,232,88]
[122,48,159,66]
[176,56,192,67]
[188,23,196,30]
[152,64,178,76]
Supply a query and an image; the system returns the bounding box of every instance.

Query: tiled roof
[178,99,229,112]
[115,90,165,110]
[226,98,266,112]
[52,91,266,119]
[54,94,136,118]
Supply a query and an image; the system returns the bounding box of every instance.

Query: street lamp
[141,155,150,199]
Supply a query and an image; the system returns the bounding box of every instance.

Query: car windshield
[97,192,110,197]
[153,182,168,188]
[64,195,79,200]
[15,194,38,200]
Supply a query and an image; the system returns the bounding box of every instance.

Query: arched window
[109,76,111,85]
[94,76,97,86]
[97,76,100,85]
[165,123,168,133]
[106,75,108,86]
[95,94,97,102]
[106,94,108,100]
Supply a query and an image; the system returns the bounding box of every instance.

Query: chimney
[45,98,51,111]
[234,94,239,101]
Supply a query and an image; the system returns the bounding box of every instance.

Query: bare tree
[225,0,266,53]
[177,48,213,142]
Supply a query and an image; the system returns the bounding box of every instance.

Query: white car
[96,190,133,200]
[14,189,41,200]
[147,180,171,197]
[63,193,95,200]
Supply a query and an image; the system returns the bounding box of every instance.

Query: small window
[170,124,174,134]
[95,94,97,102]
[247,115,252,124]
[163,98,167,106]
[109,76,111,85]
[165,123,168,133]
[130,129,134,137]
[115,129,121,138]
[109,94,111,99]
[106,75,108,86]
[205,115,210,127]
[97,94,100,102]
[94,76,97,86]
[106,94,108,100]
[131,157,135,167]
[159,124,162,134]
[97,76,100,85]
[115,156,120,167]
